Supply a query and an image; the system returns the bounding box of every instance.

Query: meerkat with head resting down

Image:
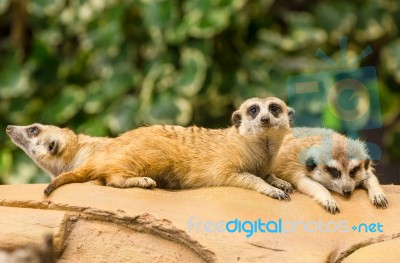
[272,127,387,214]
[6,97,295,200]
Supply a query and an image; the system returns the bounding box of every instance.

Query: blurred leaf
[378,81,399,125]
[175,47,207,96]
[148,92,180,124]
[0,54,31,99]
[383,124,400,162]
[6,153,48,184]
[143,0,177,29]
[0,0,9,15]
[381,39,400,84]
[106,96,140,135]
[184,0,245,38]
[44,85,86,123]
[78,117,109,137]
[28,0,66,16]
[0,150,12,183]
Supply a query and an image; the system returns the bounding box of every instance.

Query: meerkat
[6,97,295,200]
[272,127,388,214]
[0,234,55,263]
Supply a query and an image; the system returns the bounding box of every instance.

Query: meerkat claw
[273,181,293,194]
[140,177,157,188]
[282,184,294,194]
[323,199,340,214]
[269,189,291,201]
[373,194,388,209]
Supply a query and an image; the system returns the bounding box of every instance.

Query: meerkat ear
[48,140,58,155]
[305,157,317,172]
[231,110,242,128]
[288,107,295,126]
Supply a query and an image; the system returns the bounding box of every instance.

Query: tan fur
[0,235,55,263]
[273,127,388,214]
[7,97,294,200]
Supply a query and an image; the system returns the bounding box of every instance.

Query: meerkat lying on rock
[6,97,295,200]
[272,127,388,214]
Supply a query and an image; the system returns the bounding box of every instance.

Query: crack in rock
[327,232,400,263]
[0,199,217,263]
[246,242,286,252]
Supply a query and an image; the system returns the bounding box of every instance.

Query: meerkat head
[6,123,78,177]
[300,133,372,197]
[231,97,295,136]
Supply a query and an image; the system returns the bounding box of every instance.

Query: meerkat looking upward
[6,97,295,200]
[272,127,388,214]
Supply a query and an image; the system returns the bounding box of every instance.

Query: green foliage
[0,0,399,183]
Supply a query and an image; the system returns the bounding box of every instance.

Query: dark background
[0,0,399,184]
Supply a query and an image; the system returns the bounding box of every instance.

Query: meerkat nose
[6,125,13,134]
[260,116,270,125]
[343,189,352,196]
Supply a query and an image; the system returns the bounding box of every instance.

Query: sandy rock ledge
[0,184,399,262]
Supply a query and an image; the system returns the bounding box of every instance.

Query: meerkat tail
[225,172,291,201]
[361,175,388,209]
[105,175,157,189]
[44,169,92,196]
[263,174,293,194]
[295,175,340,214]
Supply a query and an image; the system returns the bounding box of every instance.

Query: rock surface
[0,184,399,262]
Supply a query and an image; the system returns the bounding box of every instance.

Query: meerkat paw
[264,174,293,194]
[136,177,157,188]
[106,176,157,189]
[322,199,340,214]
[271,180,293,194]
[265,189,291,201]
[371,192,388,209]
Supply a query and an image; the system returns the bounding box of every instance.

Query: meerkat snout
[6,125,13,133]
[260,116,270,125]
[342,189,352,196]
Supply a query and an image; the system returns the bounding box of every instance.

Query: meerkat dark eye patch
[364,159,370,170]
[27,126,40,137]
[247,104,260,117]
[48,141,58,155]
[350,165,361,177]
[269,103,281,114]
[326,167,341,179]
[305,157,317,172]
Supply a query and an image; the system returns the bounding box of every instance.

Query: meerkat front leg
[295,176,340,214]
[106,175,157,189]
[44,169,92,196]
[361,175,388,209]
[263,174,293,194]
[226,172,291,201]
